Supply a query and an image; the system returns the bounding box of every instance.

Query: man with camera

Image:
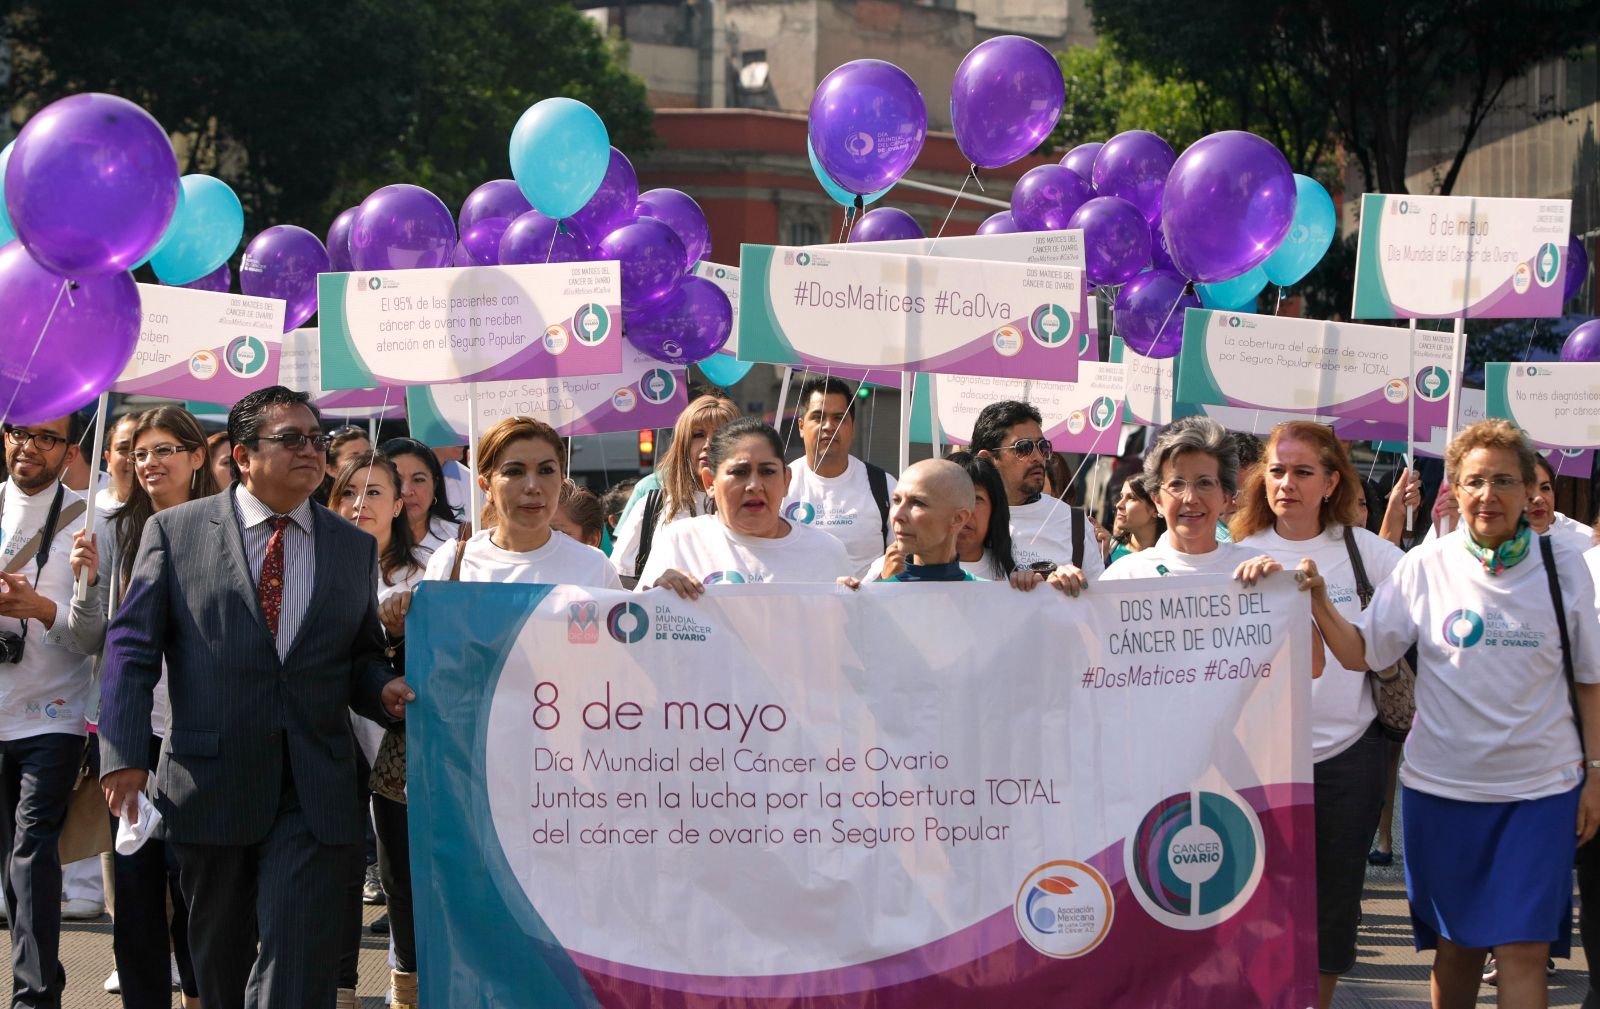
[0,413,96,1007]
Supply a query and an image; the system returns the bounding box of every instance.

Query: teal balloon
[1196,265,1268,310]
[1261,174,1335,287]
[150,175,244,286]
[0,143,13,246]
[699,352,753,387]
[131,178,187,272]
[509,98,610,220]
[808,138,891,209]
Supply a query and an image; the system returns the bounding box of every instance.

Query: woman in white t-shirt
[1529,453,1593,553]
[610,395,740,581]
[1230,422,1405,1009]
[379,437,461,562]
[1304,419,1600,1004]
[1099,417,1279,583]
[328,450,425,1008]
[68,405,214,1007]
[639,418,852,595]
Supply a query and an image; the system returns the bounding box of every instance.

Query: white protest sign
[278,328,404,417]
[114,284,286,401]
[933,362,1126,454]
[316,261,622,389]
[691,261,740,354]
[1352,194,1572,319]
[1485,362,1600,449]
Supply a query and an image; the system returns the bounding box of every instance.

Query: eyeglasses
[254,432,332,453]
[4,428,66,452]
[998,438,1053,460]
[132,443,192,465]
[1161,476,1224,496]
[1459,475,1524,494]
[328,424,366,439]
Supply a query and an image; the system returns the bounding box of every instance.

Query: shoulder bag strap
[2,485,80,575]
[449,521,471,583]
[1343,525,1374,608]
[633,489,664,580]
[1539,536,1578,722]
[865,463,890,548]
[1071,506,1085,569]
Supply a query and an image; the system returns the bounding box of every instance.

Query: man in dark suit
[98,387,413,1009]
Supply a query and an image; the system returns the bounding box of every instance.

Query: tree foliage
[1054,44,1210,154]
[5,0,655,233]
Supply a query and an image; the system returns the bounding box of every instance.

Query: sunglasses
[998,438,1053,460]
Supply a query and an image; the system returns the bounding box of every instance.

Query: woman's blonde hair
[475,416,565,528]
[1444,419,1538,487]
[1230,421,1364,540]
[660,395,740,521]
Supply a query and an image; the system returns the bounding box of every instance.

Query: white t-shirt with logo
[636,514,852,587]
[1548,512,1593,554]
[610,489,709,579]
[1357,529,1600,802]
[0,481,92,740]
[1238,524,1403,761]
[423,529,622,589]
[782,457,895,578]
[1097,537,1254,581]
[1008,497,1105,578]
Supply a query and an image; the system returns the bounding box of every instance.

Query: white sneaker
[61,898,105,920]
[171,953,182,989]
[103,970,120,994]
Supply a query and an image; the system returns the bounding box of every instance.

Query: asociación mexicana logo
[1125,790,1264,930]
[1014,860,1113,958]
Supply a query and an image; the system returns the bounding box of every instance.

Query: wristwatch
[1585,759,1600,770]
[1023,561,1057,575]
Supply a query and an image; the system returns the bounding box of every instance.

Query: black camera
[0,631,24,664]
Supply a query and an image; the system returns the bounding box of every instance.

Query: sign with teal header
[1485,362,1600,450]
[114,284,286,401]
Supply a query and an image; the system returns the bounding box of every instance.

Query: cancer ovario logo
[1441,608,1485,648]
[639,369,677,405]
[606,602,649,644]
[573,304,612,345]
[1535,243,1561,288]
[1125,790,1264,930]
[1014,860,1114,958]
[1415,366,1450,402]
[784,502,816,524]
[224,335,269,379]
[1029,304,1073,347]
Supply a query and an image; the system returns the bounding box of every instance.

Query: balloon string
[1274,286,1285,316]
[929,167,976,250]
[545,222,561,264]
[1,279,74,427]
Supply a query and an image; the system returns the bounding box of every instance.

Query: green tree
[5,0,654,232]
[1055,44,1209,153]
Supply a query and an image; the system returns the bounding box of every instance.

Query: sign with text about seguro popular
[933,362,1126,454]
[278,328,405,418]
[1352,194,1571,319]
[737,245,1084,382]
[114,284,287,401]
[405,347,689,447]
[1485,362,1600,450]
[316,261,623,390]
[406,577,1315,1009]
[1176,309,1454,433]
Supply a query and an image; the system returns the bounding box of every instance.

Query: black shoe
[1367,847,1393,866]
[369,913,390,936]
[362,864,386,905]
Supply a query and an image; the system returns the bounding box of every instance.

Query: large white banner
[114,284,286,401]
[409,578,1316,1008]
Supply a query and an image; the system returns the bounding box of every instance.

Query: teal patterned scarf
[1461,517,1533,576]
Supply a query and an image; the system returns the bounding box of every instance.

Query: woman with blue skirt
[1301,419,1600,1008]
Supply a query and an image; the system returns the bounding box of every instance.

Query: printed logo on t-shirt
[703,571,749,585]
[43,698,70,719]
[1441,609,1486,648]
[1441,606,1548,650]
[783,502,816,524]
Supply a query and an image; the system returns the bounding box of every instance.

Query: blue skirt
[1402,784,1580,955]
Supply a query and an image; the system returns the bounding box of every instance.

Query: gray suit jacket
[98,488,396,846]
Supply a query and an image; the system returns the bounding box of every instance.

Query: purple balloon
[350,184,456,272]
[1060,142,1103,183]
[978,211,1023,236]
[450,242,474,268]
[1115,268,1199,359]
[459,180,533,235]
[1067,196,1152,287]
[1560,319,1600,363]
[1149,222,1176,273]
[327,208,358,273]
[240,226,330,332]
[635,188,711,269]
[1160,131,1296,284]
[849,208,924,243]
[625,276,734,365]
[170,261,231,293]
[498,212,593,265]
[809,60,927,196]
[950,36,1066,170]
[460,219,510,267]
[1092,131,1176,224]
[599,218,686,313]
[0,241,141,425]
[569,149,638,241]
[1566,234,1589,303]
[5,93,180,276]
[1010,165,1095,232]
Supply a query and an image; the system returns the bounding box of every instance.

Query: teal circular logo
[1088,396,1117,431]
[1029,304,1073,347]
[367,277,382,291]
[224,335,268,379]
[573,304,611,345]
[606,602,649,644]
[1126,790,1263,929]
[1442,609,1485,648]
[639,369,676,405]
[1415,366,1450,402]
[784,502,816,524]
[703,571,748,585]
[1535,243,1561,287]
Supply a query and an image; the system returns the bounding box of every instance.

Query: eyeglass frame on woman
[1160,476,1224,497]
[997,438,1053,460]
[131,442,197,465]
[1458,475,1525,494]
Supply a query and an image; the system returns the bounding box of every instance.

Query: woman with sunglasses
[68,405,215,1009]
[1302,420,1600,1006]
[378,437,461,560]
[328,451,424,1009]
